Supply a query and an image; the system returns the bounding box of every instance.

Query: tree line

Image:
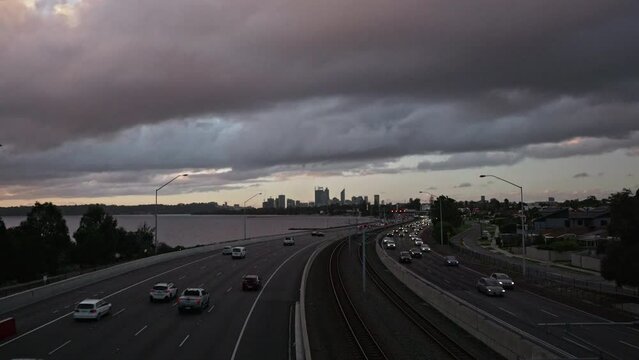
[0,203,177,286]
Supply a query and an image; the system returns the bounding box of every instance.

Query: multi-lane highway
[384,231,639,360]
[0,229,352,360]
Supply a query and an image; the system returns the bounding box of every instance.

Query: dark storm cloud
[2,0,639,200]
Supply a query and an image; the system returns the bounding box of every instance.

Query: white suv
[283,236,295,246]
[232,246,246,259]
[73,299,112,320]
[149,282,178,302]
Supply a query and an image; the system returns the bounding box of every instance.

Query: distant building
[374,194,380,207]
[287,199,296,208]
[364,196,369,204]
[314,187,330,207]
[340,189,345,205]
[262,197,275,209]
[481,195,486,202]
[532,207,610,233]
[276,195,286,209]
[548,197,555,202]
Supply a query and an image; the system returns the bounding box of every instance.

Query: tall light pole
[420,191,444,245]
[155,174,188,254]
[243,192,262,241]
[480,174,526,276]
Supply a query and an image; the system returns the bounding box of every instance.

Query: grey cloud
[456,183,472,188]
[573,172,589,178]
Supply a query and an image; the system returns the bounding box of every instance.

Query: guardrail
[375,232,575,360]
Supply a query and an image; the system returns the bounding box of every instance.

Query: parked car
[232,246,246,259]
[222,246,233,255]
[409,248,423,258]
[311,231,325,237]
[149,282,178,302]
[177,288,210,312]
[444,256,459,266]
[490,273,515,289]
[399,251,412,263]
[283,236,295,246]
[385,241,397,249]
[73,299,112,320]
[242,275,261,291]
[477,278,506,296]
[420,244,431,252]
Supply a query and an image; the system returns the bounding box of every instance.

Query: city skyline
[1,1,638,207]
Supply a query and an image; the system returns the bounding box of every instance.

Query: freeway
[384,234,639,360]
[0,229,351,360]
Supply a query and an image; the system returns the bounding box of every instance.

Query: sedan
[420,244,431,252]
[311,231,325,237]
[149,282,178,302]
[399,251,412,263]
[409,248,423,258]
[444,256,459,266]
[73,299,112,320]
[242,275,261,291]
[222,246,233,255]
[490,273,515,289]
[177,288,210,313]
[477,277,506,296]
[385,241,397,250]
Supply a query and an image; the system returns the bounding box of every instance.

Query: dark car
[477,277,505,296]
[444,256,459,266]
[399,251,412,263]
[409,248,423,258]
[311,231,325,237]
[242,275,261,291]
[490,273,515,289]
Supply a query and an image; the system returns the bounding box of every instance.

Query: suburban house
[532,207,611,248]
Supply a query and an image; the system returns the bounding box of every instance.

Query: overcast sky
[1,0,639,206]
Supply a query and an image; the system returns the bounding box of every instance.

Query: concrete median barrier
[374,233,572,360]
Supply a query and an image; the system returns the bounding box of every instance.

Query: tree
[20,202,72,275]
[73,205,120,265]
[431,196,463,243]
[601,189,639,287]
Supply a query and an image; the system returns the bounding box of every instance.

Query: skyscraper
[340,189,345,205]
[374,194,380,207]
[314,187,330,206]
[277,194,286,209]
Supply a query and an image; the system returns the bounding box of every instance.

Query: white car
[283,236,295,246]
[382,237,394,244]
[177,288,210,312]
[385,241,397,249]
[232,246,246,259]
[73,299,112,320]
[420,244,431,252]
[222,246,233,255]
[414,239,424,246]
[149,282,178,302]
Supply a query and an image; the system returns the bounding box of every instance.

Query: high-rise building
[340,189,345,205]
[314,187,330,206]
[287,198,296,208]
[374,194,380,206]
[263,197,275,209]
[276,194,286,209]
[481,195,486,202]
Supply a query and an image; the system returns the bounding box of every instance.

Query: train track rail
[360,240,476,360]
[328,239,389,360]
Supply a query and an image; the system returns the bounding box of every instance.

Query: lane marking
[113,308,126,317]
[200,266,207,270]
[179,334,190,348]
[230,240,320,360]
[619,340,639,350]
[178,275,186,280]
[134,325,148,337]
[172,302,177,307]
[48,340,71,355]
[216,272,222,277]
[0,249,222,348]
[563,337,593,351]
[207,304,215,313]
[226,287,232,293]
[52,310,59,314]
[540,309,559,318]
[498,306,517,317]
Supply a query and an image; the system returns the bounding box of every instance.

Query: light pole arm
[243,192,262,206]
[156,174,184,192]
[481,175,522,190]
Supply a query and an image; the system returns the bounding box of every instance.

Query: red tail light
[195,299,201,304]
[90,309,96,313]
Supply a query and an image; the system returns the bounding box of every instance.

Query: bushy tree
[21,202,72,275]
[601,189,639,287]
[73,205,120,265]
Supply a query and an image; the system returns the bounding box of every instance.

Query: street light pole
[155,174,188,254]
[420,191,444,246]
[480,174,526,276]
[243,192,262,241]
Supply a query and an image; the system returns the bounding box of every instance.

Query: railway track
[360,240,476,360]
[328,239,389,360]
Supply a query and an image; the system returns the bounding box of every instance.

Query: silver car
[477,278,505,296]
[177,288,210,312]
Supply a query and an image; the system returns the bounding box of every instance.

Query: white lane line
[134,325,148,337]
[216,272,222,277]
[179,334,190,348]
[540,309,559,318]
[172,302,177,307]
[563,337,593,351]
[498,306,517,317]
[207,304,215,313]
[619,340,639,350]
[200,266,207,270]
[178,275,186,280]
[52,310,59,314]
[0,250,222,348]
[230,240,319,360]
[48,340,71,355]
[226,287,232,293]
[113,308,126,317]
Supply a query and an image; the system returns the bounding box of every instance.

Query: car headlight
[511,282,515,285]
[498,281,503,284]
[501,289,506,292]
